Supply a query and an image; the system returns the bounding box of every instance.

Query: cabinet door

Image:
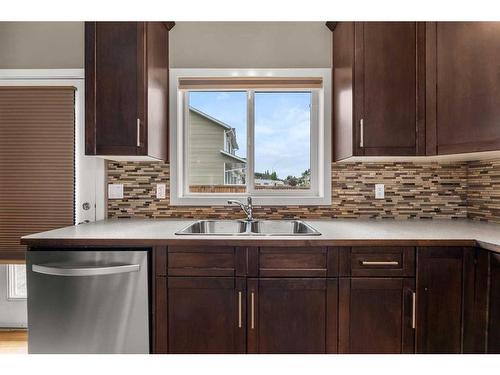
[429,22,500,154]
[488,253,500,353]
[355,22,424,156]
[338,278,415,353]
[247,278,338,353]
[416,247,464,353]
[167,277,245,353]
[85,22,145,155]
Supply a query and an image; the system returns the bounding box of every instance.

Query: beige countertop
[21,218,500,253]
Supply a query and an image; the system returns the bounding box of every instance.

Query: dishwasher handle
[32,263,140,277]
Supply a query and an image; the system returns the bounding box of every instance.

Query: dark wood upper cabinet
[85,22,173,160]
[247,278,338,354]
[167,277,246,354]
[330,22,425,161]
[426,22,500,155]
[338,277,415,353]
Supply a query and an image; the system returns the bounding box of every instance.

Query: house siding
[188,110,237,185]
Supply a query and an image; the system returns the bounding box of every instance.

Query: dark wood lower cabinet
[153,277,168,353]
[416,247,465,353]
[247,278,338,353]
[152,246,500,354]
[488,253,500,353]
[338,278,415,353]
[166,277,246,353]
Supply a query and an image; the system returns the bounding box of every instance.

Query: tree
[285,175,298,186]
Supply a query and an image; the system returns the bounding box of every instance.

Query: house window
[170,69,331,205]
[7,264,27,300]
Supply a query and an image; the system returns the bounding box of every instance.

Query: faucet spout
[228,196,254,222]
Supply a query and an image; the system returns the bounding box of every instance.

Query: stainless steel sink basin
[250,220,321,236]
[176,220,321,236]
[176,220,247,235]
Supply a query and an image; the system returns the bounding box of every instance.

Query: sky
[189,91,311,179]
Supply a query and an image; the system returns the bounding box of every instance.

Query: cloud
[254,93,311,178]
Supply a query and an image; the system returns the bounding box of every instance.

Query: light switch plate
[156,183,166,199]
[108,184,124,199]
[375,184,385,199]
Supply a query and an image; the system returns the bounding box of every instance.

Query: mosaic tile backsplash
[467,159,500,223]
[105,160,500,221]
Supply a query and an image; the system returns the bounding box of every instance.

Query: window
[7,264,27,300]
[170,69,331,205]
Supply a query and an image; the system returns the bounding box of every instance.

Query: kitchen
[0,0,499,373]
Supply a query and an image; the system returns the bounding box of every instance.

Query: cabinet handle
[360,261,399,266]
[412,292,416,329]
[136,118,141,147]
[250,292,255,330]
[238,291,242,328]
[360,118,364,148]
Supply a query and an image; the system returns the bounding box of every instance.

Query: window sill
[169,194,332,206]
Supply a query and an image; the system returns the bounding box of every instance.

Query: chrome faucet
[228,196,254,222]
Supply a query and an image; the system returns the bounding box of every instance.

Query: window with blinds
[169,69,332,206]
[0,87,75,260]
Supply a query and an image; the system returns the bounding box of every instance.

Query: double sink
[176,220,321,236]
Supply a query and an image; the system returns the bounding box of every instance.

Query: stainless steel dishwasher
[26,250,149,354]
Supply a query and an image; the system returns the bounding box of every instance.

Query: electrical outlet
[156,183,166,199]
[375,184,385,199]
[108,184,124,199]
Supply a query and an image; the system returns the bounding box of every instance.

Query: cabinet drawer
[168,246,245,277]
[255,247,335,277]
[341,247,415,277]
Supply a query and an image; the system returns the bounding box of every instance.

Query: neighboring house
[255,178,285,187]
[188,107,246,186]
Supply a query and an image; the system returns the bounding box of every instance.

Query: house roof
[189,106,232,130]
[220,149,247,164]
[189,106,240,150]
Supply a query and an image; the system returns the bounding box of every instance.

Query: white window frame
[7,264,27,300]
[170,68,331,206]
[0,69,106,223]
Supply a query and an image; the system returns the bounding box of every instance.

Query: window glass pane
[8,264,27,299]
[254,92,311,190]
[187,91,247,193]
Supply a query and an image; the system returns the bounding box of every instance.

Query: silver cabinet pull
[250,292,255,330]
[360,118,364,147]
[412,292,416,329]
[238,291,242,328]
[136,118,141,147]
[32,263,140,277]
[360,261,399,266]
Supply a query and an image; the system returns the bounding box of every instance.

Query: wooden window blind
[178,77,323,90]
[0,87,75,261]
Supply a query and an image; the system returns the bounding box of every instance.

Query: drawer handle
[238,291,242,329]
[360,261,399,266]
[250,292,255,330]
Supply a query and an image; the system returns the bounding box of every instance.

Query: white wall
[170,22,331,68]
[0,22,84,69]
[0,265,27,328]
[0,22,331,69]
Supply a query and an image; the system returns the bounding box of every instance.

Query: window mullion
[182,91,190,197]
[247,90,255,194]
